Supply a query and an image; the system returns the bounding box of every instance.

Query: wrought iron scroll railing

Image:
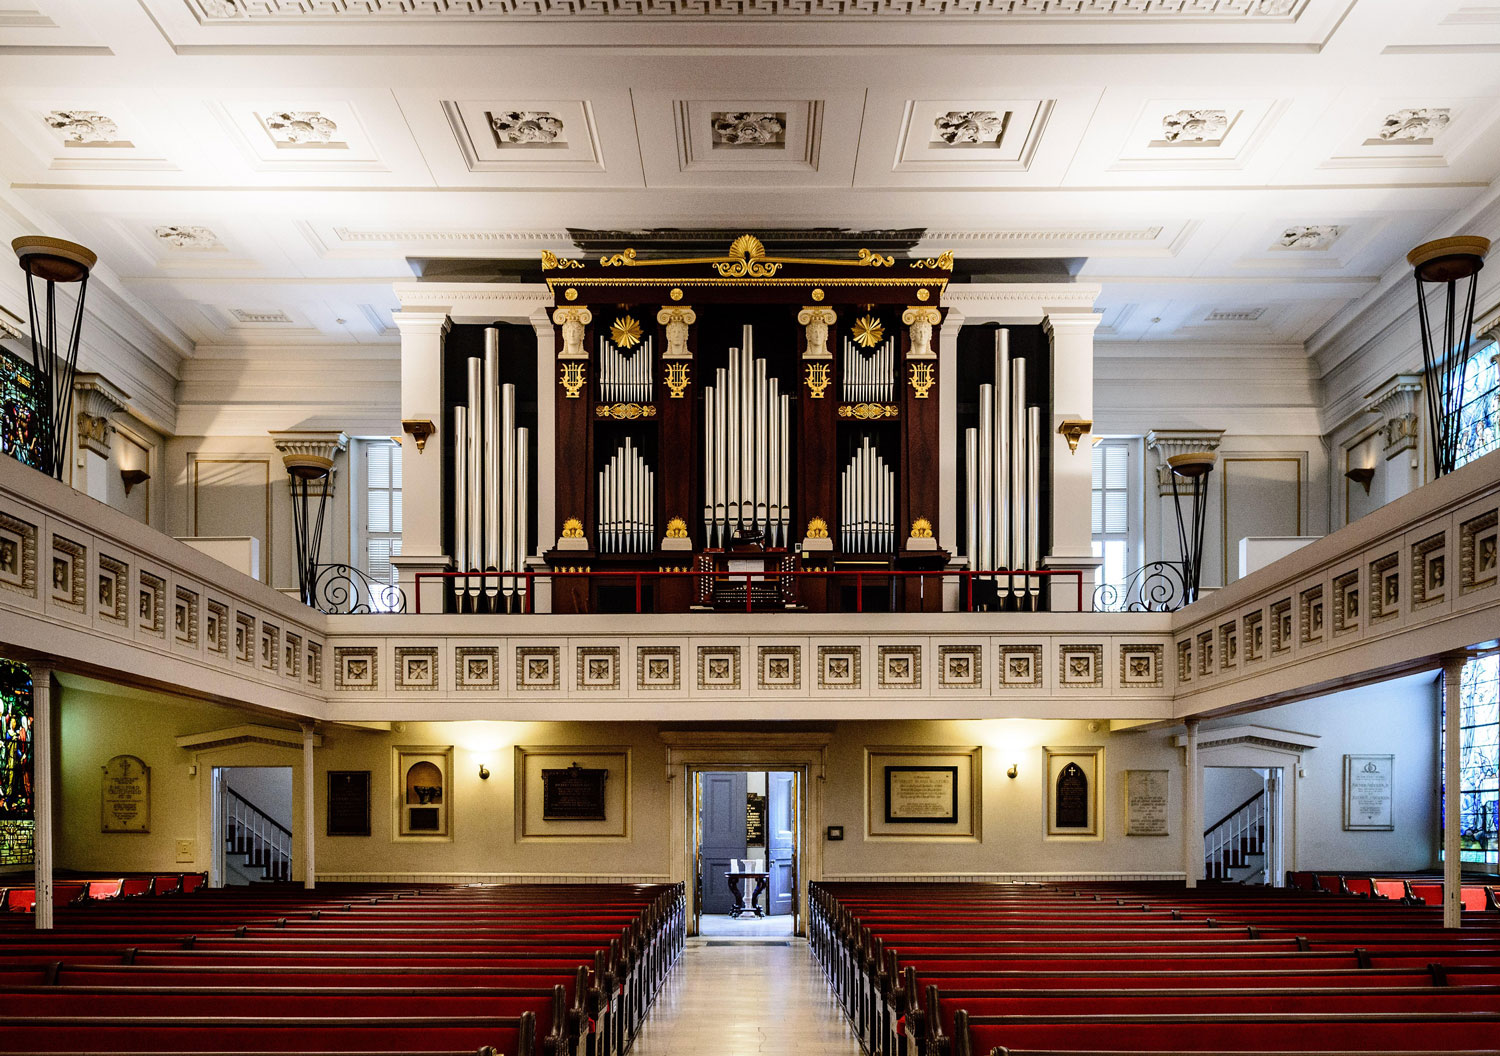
[311,563,407,614]
[1093,561,1190,613]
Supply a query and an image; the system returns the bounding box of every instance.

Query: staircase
[223,787,292,883]
[1205,789,1268,883]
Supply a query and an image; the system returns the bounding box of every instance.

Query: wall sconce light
[478,764,490,780]
[1057,419,1093,454]
[1345,466,1375,495]
[1006,763,1018,779]
[401,418,437,453]
[119,468,149,496]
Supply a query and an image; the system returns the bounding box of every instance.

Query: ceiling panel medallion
[710,112,786,148]
[1159,109,1231,145]
[1374,108,1451,144]
[44,110,126,146]
[262,110,339,146]
[1275,225,1342,250]
[933,110,1006,146]
[155,225,222,250]
[490,110,565,145]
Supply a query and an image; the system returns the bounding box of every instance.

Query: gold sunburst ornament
[610,315,643,349]
[851,315,885,348]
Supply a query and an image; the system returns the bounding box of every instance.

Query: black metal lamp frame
[1168,452,1215,606]
[12,237,97,479]
[286,458,334,608]
[1409,236,1490,478]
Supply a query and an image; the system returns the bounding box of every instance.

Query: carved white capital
[796,306,836,360]
[1146,428,1225,496]
[271,430,348,489]
[657,306,696,360]
[902,305,941,360]
[391,309,452,338]
[1363,373,1423,459]
[73,373,129,459]
[552,306,593,360]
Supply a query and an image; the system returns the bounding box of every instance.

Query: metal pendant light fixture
[1408,236,1490,477]
[1167,451,1216,605]
[11,236,97,479]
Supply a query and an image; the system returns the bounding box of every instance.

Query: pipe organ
[451,327,531,609]
[839,435,895,554]
[701,326,792,549]
[599,333,653,403]
[598,436,655,553]
[964,328,1043,609]
[841,331,895,403]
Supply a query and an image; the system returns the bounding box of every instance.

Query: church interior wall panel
[1218,451,1308,586]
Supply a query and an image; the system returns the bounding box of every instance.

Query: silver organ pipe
[701,325,790,547]
[964,329,1043,607]
[841,334,895,402]
[450,326,532,609]
[839,435,895,554]
[599,335,654,403]
[597,436,654,553]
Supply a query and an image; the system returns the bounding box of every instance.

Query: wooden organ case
[541,235,953,615]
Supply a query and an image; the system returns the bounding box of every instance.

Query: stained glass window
[0,349,46,471]
[0,658,34,866]
[1454,341,1498,469]
[1442,654,1500,867]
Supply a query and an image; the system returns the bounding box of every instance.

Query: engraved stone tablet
[101,754,149,833]
[1125,769,1169,836]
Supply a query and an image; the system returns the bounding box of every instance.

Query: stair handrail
[224,787,292,881]
[225,786,292,836]
[1206,788,1265,839]
[1205,788,1266,881]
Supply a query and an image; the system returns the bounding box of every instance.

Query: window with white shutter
[358,440,402,612]
[1091,439,1139,604]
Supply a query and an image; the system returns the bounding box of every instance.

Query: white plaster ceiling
[0,0,1494,355]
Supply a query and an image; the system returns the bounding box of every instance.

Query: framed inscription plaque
[101,754,149,833]
[884,765,959,824]
[327,770,371,837]
[1125,769,1170,836]
[1343,754,1394,831]
[1044,745,1103,839]
[542,763,608,821]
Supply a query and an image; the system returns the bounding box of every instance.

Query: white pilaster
[1042,312,1103,610]
[937,307,964,560]
[29,662,53,929]
[1442,655,1465,929]
[72,373,128,505]
[1182,716,1202,889]
[302,722,317,890]
[392,309,453,614]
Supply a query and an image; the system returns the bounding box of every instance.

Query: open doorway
[1204,766,1285,885]
[693,770,799,937]
[211,766,293,887]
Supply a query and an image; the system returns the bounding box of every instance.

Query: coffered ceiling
[0,0,1496,365]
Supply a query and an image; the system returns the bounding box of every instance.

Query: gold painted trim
[595,403,657,420]
[599,234,895,276]
[838,403,899,420]
[547,276,946,290]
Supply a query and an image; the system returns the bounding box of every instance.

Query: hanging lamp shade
[1407,235,1490,477]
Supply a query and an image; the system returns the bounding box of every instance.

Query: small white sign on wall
[1124,769,1170,837]
[1343,754,1394,831]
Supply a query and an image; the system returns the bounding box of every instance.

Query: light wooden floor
[632,936,861,1054]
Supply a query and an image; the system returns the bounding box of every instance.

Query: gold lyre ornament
[560,362,586,398]
[561,518,585,539]
[665,362,690,399]
[910,518,934,539]
[665,517,689,539]
[595,403,656,420]
[610,315,643,349]
[908,362,935,399]
[805,517,829,539]
[804,362,831,399]
[838,403,898,420]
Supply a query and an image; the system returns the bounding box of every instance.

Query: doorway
[1204,766,1285,885]
[693,769,800,937]
[211,766,294,887]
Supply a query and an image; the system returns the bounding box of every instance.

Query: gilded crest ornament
[804,362,831,399]
[598,235,896,277]
[851,315,885,349]
[665,517,689,539]
[561,518,585,539]
[664,362,690,399]
[595,403,656,420]
[560,362,586,399]
[805,518,829,539]
[838,403,899,420]
[540,250,583,271]
[910,252,954,270]
[908,362,935,399]
[910,518,934,539]
[610,315,643,349]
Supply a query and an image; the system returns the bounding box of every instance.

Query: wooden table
[726,870,769,918]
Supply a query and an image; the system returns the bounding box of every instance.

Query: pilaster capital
[392,309,452,338]
[657,306,697,360]
[1363,373,1424,458]
[72,372,129,458]
[1146,429,1225,495]
[1042,311,1103,338]
[530,305,555,336]
[271,430,348,486]
[797,305,835,360]
[552,306,593,360]
[902,305,941,360]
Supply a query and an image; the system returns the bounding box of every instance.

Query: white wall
[223,766,293,830]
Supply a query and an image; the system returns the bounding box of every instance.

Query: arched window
[0,659,34,866]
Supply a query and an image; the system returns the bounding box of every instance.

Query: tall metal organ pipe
[839,435,895,553]
[841,333,895,402]
[964,328,1043,607]
[450,326,531,609]
[597,435,654,553]
[599,334,653,403]
[701,325,790,547]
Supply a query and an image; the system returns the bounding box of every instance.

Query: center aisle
[630,934,862,1055]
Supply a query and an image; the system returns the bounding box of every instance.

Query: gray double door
[699,770,796,915]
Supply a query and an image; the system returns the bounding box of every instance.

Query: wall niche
[394,746,453,840]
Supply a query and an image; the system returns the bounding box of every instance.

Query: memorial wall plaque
[327,770,371,837]
[1125,769,1169,836]
[1343,754,1394,831]
[542,762,608,821]
[1054,762,1090,829]
[745,792,766,844]
[884,765,958,824]
[101,754,149,833]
